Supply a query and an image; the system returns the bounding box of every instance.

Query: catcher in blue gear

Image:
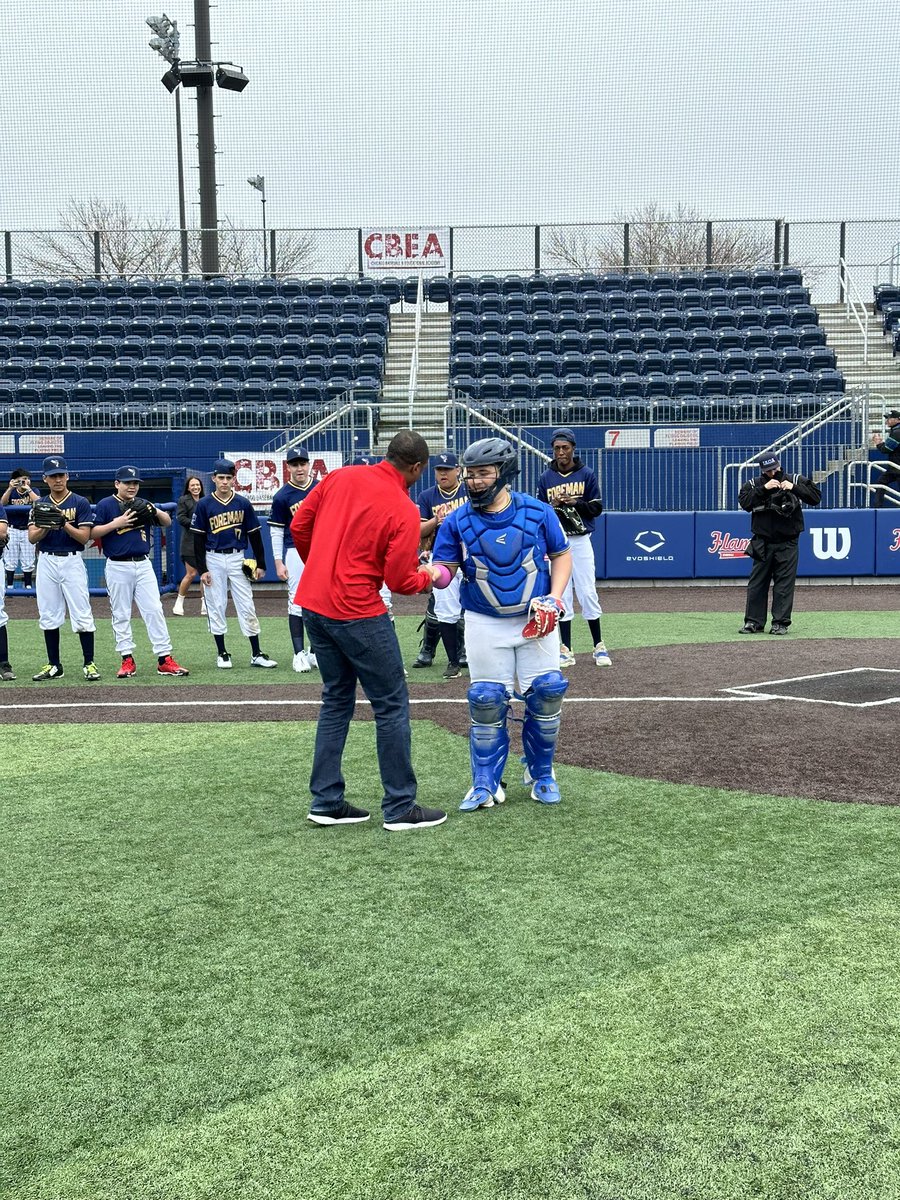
[432,437,572,810]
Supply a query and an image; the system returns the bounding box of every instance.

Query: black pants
[744,538,799,628]
[872,473,900,507]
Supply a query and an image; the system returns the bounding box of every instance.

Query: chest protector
[457,494,547,615]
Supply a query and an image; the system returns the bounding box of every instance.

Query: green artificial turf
[3,722,900,1199]
[3,607,898,688]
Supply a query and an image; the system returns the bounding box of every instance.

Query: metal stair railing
[444,394,551,491]
[720,387,870,508]
[839,258,870,364]
[846,459,900,507]
[263,390,378,460]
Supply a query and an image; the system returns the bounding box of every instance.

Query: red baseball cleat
[117,655,137,678]
[157,655,189,677]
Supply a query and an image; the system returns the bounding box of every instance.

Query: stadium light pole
[247,175,267,275]
[192,0,219,276]
[146,14,189,278]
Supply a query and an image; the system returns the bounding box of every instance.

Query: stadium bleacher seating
[445,268,843,421]
[0,277,390,430]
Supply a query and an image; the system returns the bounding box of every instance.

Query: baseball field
[2,584,899,1199]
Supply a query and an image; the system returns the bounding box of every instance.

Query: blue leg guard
[461,681,510,812]
[522,670,568,804]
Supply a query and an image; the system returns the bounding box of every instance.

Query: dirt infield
[3,586,897,806]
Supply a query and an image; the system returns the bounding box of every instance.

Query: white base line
[0,694,771,713]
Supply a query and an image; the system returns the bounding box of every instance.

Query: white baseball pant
[205,551,261,638]
[434,569,462,623]
[0,586,7,629]
[562,533,603,621]
[4,527,35,573]
[105,558,173,656]
[285,546,306,617]
[464,609,560,693]
[36,553,96,632]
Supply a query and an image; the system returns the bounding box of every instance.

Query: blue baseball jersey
[537,460,602,534]
[93,495,155,558]
[432,491,568,618]
[4,487,38,529]
[32,491,93,553]
[268,478,319,548]
[191,490,260,552]
[417,481,468,524]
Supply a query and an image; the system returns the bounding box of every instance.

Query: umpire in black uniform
[738,453,821,635]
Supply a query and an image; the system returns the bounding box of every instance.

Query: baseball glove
[555,504,588,538]
[30,499,66,529]
[124,496,158,528]
[241,558,258,581]
[522,595,565,640]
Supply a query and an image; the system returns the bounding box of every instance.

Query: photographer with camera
[738,453,821,635]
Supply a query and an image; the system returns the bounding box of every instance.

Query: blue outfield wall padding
[799,510,875,576]
[875,510,900,575]
[694,511,752,577]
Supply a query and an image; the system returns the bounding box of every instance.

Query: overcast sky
[1,0,897,234]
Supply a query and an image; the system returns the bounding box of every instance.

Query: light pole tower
[248,175,267,275]
[146,14,189,277]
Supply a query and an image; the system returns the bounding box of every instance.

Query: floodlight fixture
[247,174,265,194]
[161,66,180,92]
[179,60,216,87]
[216,64,249,92]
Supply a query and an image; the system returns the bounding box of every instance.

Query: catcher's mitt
[30,499,66,529]
[124,496,158,528]
[522,595,565,640]
[555,504,588,538]
[241,558,258,581]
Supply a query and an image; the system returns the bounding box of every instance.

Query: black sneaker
[442,662,461,680]
[739,622,764,634]
[769,622,790,635]
[0,663,16,681]
[383,805,448,832]
[411,653,434,669]
[307,802,371,826]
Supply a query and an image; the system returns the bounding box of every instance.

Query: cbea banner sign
[224,450,343,508]
[362,228,449,272]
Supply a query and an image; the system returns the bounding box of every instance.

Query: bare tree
[545,203,773,272]
[21,198,317,280]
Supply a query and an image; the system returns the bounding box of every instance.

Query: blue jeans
[304,609,417,823]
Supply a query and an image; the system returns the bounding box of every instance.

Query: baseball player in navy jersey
[28,456,100,681]
[0,504,14,679]
[416,450,469,679]
[432,437,572,810]
[537,428,610,668]
[191,458,277,669]
[91,466,189,678]
[2,469,39,590]
[268,445,319,673]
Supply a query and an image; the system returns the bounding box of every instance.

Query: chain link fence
[5,220,900,299]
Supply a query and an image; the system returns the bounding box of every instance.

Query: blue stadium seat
[788,305,818,327]
[749,348,778,373]
[644,372,672,398]
[81,358,110,381]
[776,268,804,287]
[796,324,826,349]
[756,370,787,395]
[610,329,637,353]
[806,346,836,372]
[741,326,771,350]
[695,349,724,374]
[108,359,137,383]
[682,306,711,330]
[728,371,758,397]
[166,357,195,383]
[721,349,751,374]
[636,329,663,353]
[813,369,844,394]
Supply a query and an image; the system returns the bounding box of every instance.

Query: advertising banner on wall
[361,228,449,272]
[224,450,343,508]
[694,512,753,578]
[604,513,694,578]
[799,510,875,576]
[874,510,900,575]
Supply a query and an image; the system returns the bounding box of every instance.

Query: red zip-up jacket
[291,460,431,619]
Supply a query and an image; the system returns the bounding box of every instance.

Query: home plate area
[725,668,900,707]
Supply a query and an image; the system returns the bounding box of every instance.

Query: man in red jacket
[292,430,447,832]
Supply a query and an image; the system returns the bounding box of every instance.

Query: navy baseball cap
[115,465,143,482]
[42,455,67,474]
[352,454,375,465]
[550,428,577,446]
[285,445,310,463]
[758,454,781,470]
[212,458,236,474]
[435,450,459,467]
[887,410,900,421]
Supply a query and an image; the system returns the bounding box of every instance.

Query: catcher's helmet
[461,437,519,510]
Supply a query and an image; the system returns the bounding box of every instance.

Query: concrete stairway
[817,303,900,420]
[376,310,450,449]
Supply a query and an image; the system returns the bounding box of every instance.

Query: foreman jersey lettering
[5,488,38,529]
[93,495,154,557]
[536,461,602,535]
[268,478,319,538]
[191,490,260,551]
[31,492,93,553]
[417,481,468,524]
